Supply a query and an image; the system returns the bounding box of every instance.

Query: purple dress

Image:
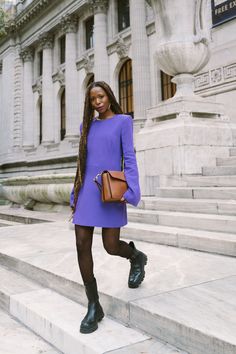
[70,114,141,227]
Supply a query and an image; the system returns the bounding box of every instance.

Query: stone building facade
[0,0,236,204]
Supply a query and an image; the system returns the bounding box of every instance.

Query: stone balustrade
[0,174,74,207]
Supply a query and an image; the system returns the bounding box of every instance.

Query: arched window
[39,98,42,144]
[161,71,176,100]
[61,89,66,140]
[119,59,133,116]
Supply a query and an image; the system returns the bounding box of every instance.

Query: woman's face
[90,87,111,114]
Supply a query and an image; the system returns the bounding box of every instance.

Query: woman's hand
[120,197,126,202]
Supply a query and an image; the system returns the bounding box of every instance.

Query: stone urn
[152,0,210,96]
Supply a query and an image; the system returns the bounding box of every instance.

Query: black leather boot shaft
[128,241,147,288]
[80,278,104,334]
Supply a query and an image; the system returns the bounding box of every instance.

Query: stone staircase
[0,149,235,353]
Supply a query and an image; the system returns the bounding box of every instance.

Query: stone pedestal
[137,97,236,195]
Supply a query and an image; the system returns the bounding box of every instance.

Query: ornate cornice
[14,0,55,30]
[115,35,129,60]
[195,62,236,92]
[89,0,108,14]
[76,53,94,74]
[52,67,65,87]
[20,47,34,62]
[32,77,42,96]
[61,14,78,34]
[38,32,54,49]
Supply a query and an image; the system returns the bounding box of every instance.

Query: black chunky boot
[128,241,147,288]
[80,278,104,334]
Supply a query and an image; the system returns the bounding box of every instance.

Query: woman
[70,81,147,334]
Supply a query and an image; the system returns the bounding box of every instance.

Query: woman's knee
[103,241,120,255]
[75,225,93,251]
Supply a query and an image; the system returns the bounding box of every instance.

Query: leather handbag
[94,170,128,202]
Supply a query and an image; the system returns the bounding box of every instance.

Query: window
[39,51,43,76]
[61,89,66,140]
[118,0,130,32]
[60,35,66,64]
[119,59,133,116]
[39,99,42,144]
[161,71,176,101]
[85,17,94,50]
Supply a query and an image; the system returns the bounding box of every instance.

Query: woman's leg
[74,225,94,284]
[74,224,104,334]
[102,227,133,259]
[102,227,147,288]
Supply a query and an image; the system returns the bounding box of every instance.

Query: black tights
[75,225,133,284]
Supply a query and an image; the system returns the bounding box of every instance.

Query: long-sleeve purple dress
[70,114,141,227]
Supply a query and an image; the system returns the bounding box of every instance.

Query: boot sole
[80,313,104,334]
[128,255,148,288]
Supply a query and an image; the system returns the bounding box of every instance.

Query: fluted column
[39,32,54,144]
[21,47,34,148]
[13,43,23,150]
[90,0,109,82]
[61,14,80,139]
[130,0,151,121]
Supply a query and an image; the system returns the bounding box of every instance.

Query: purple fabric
[70,114,141,227]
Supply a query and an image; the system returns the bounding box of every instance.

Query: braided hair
[71,81,123,213]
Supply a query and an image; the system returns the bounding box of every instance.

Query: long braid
[72,81,123,214]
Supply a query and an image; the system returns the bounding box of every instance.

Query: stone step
[202,166,236,176]
[0,265,185,354]
[131,276,236,354]
[121,222,236,257]
[229,147,236,156]
[127,209,236,234]
[216,156,236,166]
[156,187,236,200]
[136,197,236,216]
[0,308,60,354]
[1,221,236,354]
[163,175,236,187]
[0,218,22,227]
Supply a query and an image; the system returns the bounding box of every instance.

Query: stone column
[13,42,23,150]
[90,0,109,82]
[21,47,34,149]
[39,32,54,144]
[130,0,151,122]
[61,14,80,139]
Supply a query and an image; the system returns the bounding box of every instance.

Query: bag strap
[93,173,102,192]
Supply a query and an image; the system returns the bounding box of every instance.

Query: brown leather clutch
[94,170,128,202]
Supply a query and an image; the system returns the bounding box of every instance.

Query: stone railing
[0,174,74,208]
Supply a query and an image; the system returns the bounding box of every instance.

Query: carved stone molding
[77,54,94,74]
[52,67,65,87]
[195,63,236,91]
[38,32,54,49]
[89,0,109,14]
[61,14,78,34]
[20,47,34,62]
[32,77,42,96]
[115,35,129,59]
[0,61,2,74]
